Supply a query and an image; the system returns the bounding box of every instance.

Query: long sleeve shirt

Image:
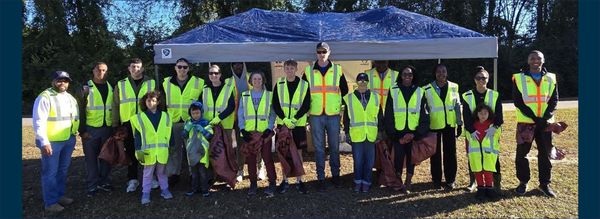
[461,89,504,134]
[198,81,236,120]
[512,68,559,121]
[133,110,175,150]
[272,76,311,122]
[33,89,78,147]
[429,80,463,127]
[76,81,112,134]
[237,90,276,131]
[383,83,430,138]
[343,89,384,134]
[111,75,154,127]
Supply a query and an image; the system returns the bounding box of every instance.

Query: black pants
[515,127,553,185]
[430,125,457,184]
[190,163,209,192]
[123,121,139,180]
[393,132,414,176]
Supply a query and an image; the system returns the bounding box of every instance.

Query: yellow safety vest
[230,76,251,122]
[390,85,424,131]
[163,76,204,123]
[304,63,343,116]
[275,77,309,126]
[39,88,80,141]
[462,89,499,113]
[117,78,156,123]
[202,79,236,129]
[186,125,214,168]
[512,73,556,123]
[85,80,113,127]
[130,111,171,165]
[466,123,501,172]
[423,81,460,129]
[343,91,380,142]
[241,90,272,132]
[366,68,399,113]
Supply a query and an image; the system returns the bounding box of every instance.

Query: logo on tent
[162,48,172,59]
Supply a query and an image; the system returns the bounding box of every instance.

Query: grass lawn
[22,108,578,218]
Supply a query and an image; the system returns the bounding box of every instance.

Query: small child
[182,101,213,197]
[130,91,173,205]
[468,103,501,200]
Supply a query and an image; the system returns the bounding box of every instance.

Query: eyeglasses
[176,65,189,70]
[356,80,368,84]
[209,72,220,75]
[475,76,488,81]
[55,79,69,83]
[401,73,414,77]
[316,51,328,54]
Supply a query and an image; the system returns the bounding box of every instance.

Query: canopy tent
[153,6,499,88]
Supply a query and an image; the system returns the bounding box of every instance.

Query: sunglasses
[55,79,70,83]
[356,80,368,84]
[401,73,414,77]
[475,76,488,81]
[316,51,328,54]
[176,65,189,70]
[209,72,221,76]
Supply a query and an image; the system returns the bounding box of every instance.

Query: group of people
[33,42,560,212]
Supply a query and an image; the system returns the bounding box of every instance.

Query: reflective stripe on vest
[391,86,423,131]
[242,90,272,132]
[367,68,398,112]
[86,80,113,127]
[132,112,171,165]
[305,64,342,116]
[203,79,235,129]
[466,124,501,172]
[118,79,155,122]
[513,73,556,123]
[276,77,309,126]
[41,88,80,141]
[164,76,203,123]
[344,91,380,142]
[462,89,498,113]
[424,81,459,129]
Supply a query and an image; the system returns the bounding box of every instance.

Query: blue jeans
[82,126,113,191]
[39,136,76,206]
[309,114,341,180]
[351,141,375,185]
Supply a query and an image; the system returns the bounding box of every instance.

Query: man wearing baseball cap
[33,71,80,212]
[302,42,349,192]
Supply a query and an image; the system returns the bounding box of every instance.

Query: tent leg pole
[493,58,498,91]
[154,65,159,91]
[438,59,441,64]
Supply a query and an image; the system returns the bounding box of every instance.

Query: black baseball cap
[51,71,72,81]
[356,73,369,82]
[316,42,330,51]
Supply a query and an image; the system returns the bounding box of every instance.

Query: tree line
[22,0,577,114]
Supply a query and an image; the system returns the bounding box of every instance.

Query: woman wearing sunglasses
[461,66,504,197]
[383,65,430,193]
[199,65,236,143]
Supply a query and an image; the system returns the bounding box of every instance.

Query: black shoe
[332,175,343,188]
[445,182,455,190]
[317,180,327,192]
[485,186,499,200]
[514,182,528,195]
[537,184,556,197]
[168,175,180,187]
[264,181,277,196]
[186,190,200,196]
[297,182,308,194]
[433,182,443,189]
[277,181,289,194]
[86,189,98,198]
[248,181,257,196]
[201,190,211,197]
[475,187,486,200]
[98,184,114,192]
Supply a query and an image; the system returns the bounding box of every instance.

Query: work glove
[470,130,481,141]
[534,117,549,130]
[262,129,272,139]
[456,125,462,138]
[184,122,194,132]
[485,127,497,139]
[283,118,296,129]
[135,150,147,163]
[241,129,252,142]
[346,133,352,144]
[195,125,205,132]
[399,133,414,144]
[181,130,189,140]
[210,117,221,126]
[376,132,383,141]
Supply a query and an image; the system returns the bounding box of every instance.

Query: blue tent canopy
[154,6,497,64]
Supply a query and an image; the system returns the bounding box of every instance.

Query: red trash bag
[374,140,405,190]
[99,126,131,167]
[276,126,305,177]
[411,132,437,164]
[208,124,239,189]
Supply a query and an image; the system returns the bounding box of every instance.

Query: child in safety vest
[468,103,500,200]
[182,101,213,197]
[130,91,174,205]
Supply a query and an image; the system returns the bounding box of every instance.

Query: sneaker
[475,187,486,200]
[433,182,443,189]
[514,182,528,195]
[354,183,362,192]
[161,189,173,200]
[317,180,327,192]
[537,184,556,197]
[141,192,150,205]
[202,191,211,197]
[186,190,200,196]
[152,178,159,189]
[445,182,455,191]
[58,197,73,206]
[258,167,266,181]
[98,184,115,192]
[168,175,180,187]
[362,185,370,193]
[332,175,343,188]
[297,182,308,194]
[466,182,477,192]
[45,203,65,212]
[236,170,244,182]
[485,186,499,200]
[248,181,258,196]
[126,179,139,193]
[264,181,277,196]
[277,181,289,194]
[86,189,99,198]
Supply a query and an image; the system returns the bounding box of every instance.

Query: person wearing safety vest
[111,58,156,193]
[200,64,236,145]
[512,50,559,198]
[343,73,384,193]
[302,42,349,192]
[75,62,115,198]
[130,90,174,205]
[422,64,463,190]
[384,65,430,193]
[461,66,504,196]
[365,60,399,114]
[182,101,214,197]
[272,59,311,194]
[229,62,266,182]
[159,58,204,187]
[466,103,501,200]
[237,71,277,196]
[33,71,80,213]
